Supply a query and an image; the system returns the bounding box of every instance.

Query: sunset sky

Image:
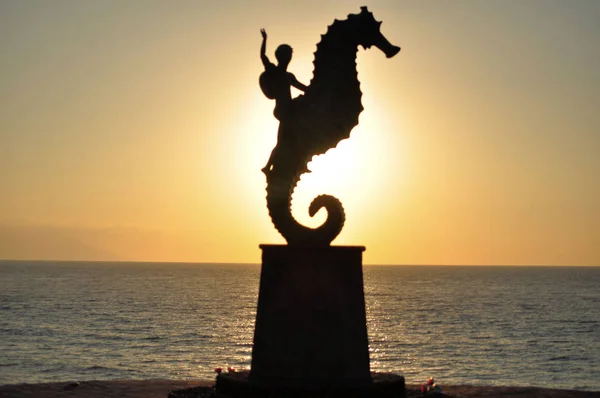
[1,1,599,265]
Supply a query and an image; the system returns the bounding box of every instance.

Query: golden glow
[1,2,599,265]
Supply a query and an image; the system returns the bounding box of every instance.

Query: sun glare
[223,70,408,244]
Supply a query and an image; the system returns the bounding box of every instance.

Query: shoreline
[0,380,599,398]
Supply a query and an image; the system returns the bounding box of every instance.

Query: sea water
[0,262,598,390]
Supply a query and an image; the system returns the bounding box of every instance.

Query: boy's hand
[261,29,267,40]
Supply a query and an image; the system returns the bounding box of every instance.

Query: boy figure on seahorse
[259,28,308,176]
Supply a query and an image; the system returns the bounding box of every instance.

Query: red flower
[227,367,235,373]
[215,367,223,374]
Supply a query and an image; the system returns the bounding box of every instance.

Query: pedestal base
[202,244,406,398]
[250,245,370,388]
[216,370,405,398]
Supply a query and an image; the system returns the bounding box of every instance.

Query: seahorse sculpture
[263,7,400,246]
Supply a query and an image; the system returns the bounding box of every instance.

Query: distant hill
[0,223,120,261]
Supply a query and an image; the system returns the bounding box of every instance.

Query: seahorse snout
[373,31,400,58]
[386,45,401,58]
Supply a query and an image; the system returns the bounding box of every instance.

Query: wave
[84,365,111,371]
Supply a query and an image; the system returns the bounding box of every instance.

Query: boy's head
[275,44,293,66]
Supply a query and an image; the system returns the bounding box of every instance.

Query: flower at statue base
[227,367,235,373]
[421,377,444,396]
[214,367,223,374]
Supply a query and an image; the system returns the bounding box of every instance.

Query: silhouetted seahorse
[264,7,400,246]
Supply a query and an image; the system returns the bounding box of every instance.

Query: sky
[1,0,599,265]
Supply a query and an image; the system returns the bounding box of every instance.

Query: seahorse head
[349,6,401,58]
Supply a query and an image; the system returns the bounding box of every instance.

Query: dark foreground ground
[0,380,598,398]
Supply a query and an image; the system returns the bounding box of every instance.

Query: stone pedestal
[209,244,405,398]
[250,244,370,388]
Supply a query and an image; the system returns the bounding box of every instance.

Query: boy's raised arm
[260,29,270,68]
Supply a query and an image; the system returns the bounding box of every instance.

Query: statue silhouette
[259,29,308,175]
[260,7,400,247]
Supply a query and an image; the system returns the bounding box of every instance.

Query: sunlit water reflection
[0,262,598,390]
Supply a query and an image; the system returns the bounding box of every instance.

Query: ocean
[0,261,598,391]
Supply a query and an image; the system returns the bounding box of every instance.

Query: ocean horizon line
[0,259,598,267]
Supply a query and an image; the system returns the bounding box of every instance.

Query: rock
[63,381,80,390]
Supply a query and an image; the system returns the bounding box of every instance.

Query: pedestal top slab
[259,244,365,252]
